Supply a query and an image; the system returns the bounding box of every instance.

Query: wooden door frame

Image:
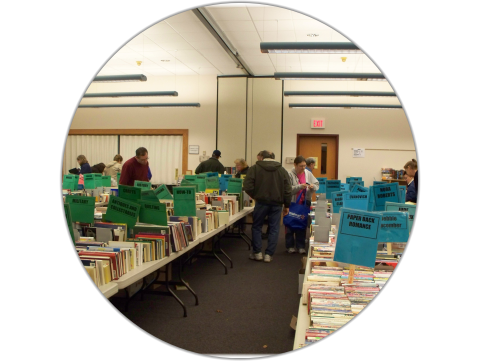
[296,134,339,179]
[68,129,188,174]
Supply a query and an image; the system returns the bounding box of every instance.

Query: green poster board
[64,203,75,244]
[195,175,207,192]
[141,190,159,202]
[184,175,197,182]
[227,178,243,194]
[154,184,173,200]
[205,176,220,189]
[119,185,142,201]
[65,195,95,224]
[104,196,141,229]
[202,172,219,177]
[181,179,199,192]
[101,176,111,187]
[134,180,151,190]
[83,173,96,190]
[138,200,167,226]
[173,186,196,216]
[63,174,79,191]
[116,172,121,185]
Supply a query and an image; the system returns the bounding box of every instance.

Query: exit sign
[311,118,325,129]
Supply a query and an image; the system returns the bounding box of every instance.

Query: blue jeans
[285,227,306,250]
[251,202,283,256]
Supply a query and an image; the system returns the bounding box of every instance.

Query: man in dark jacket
[243,150,292,263]
[195,150,225,175]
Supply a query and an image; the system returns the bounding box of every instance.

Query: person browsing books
[404,173,417,203]
[404,159,418,202]
[119,147,150,186]
[104,155,123,184]
[286,156,319,254]
[234,159,249,178]
[243,150,292,263]
[76,155,91,174]
[195,150,225,174]
[305,157,316,173]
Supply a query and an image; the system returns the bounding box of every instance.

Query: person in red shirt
[119,147,150,186]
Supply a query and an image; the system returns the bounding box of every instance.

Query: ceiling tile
[248,65,276,75]
[152,40,194,51]
[205,7,252,21]
[260,31,297,42]
[216,20,257,32]
[253,19,294,32]
[263,7,294,20]
[241,55,274,66]
[293,19,330,31]
[180,32,215,43]
[146,33,186,44]
[164,10,200,23]
[189,40,222,50]
[166,21,207,33]
[143,22,177,36]
[224,31,261,42]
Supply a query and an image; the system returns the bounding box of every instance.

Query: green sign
[173,186,196,216]
[205,176,220,189]
[138,200,167,226]
[64,203,75,244]
[385,202,416,233]
[154,184,173,200]
[101,175,111,187]
[195,175,207,192]
[119,185,142,201]
[134,180,151,190]
[184,175,197,181]
[181,179,199,192]
[65,195,95,224]
[104,196,141,229]
[63,174,79,191]
[227,178,243,194]
[83,173,97,190]
[141,190,158,202]
[116,172,121,185]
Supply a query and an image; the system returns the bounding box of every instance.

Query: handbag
[283,189,309,230]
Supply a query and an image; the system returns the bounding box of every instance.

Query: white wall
[70,75,217,172]
[282,80,416,186]
[217,77,247,167]
[69,75,417,185]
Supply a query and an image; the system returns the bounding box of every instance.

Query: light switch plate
[286,157,295,163]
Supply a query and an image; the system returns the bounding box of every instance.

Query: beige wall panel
[217,77,248,168]
[250,78,283,165]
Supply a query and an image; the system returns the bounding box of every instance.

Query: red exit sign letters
[311,118,325,129]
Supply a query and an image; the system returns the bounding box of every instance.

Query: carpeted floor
[109,224,305,355]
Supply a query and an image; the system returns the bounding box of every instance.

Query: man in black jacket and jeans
[243,150,292,263]
[195,150,225,174]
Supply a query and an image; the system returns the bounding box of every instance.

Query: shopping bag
[283,190,309,230]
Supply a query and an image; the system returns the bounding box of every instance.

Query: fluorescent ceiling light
[78,103,200,108]
[289,103,402,109]
[284,91,396,97]
[275,72,386,81]
[83,91,178,98]
[92,74,147,83]
[261,42,362,54]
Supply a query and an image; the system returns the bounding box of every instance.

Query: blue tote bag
[283,190,309,230]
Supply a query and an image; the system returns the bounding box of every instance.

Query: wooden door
[297,135,338,180]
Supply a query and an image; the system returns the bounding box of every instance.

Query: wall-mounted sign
[189,145,200,154]
[311,118,325,129]
[353,148,365,158]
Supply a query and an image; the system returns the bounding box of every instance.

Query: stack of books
[305,284,354,344]
[307,266,343,284]
[340,267,375,285]
[374,271,393,289]
[344,283,380,314]
[310,245,335,259]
